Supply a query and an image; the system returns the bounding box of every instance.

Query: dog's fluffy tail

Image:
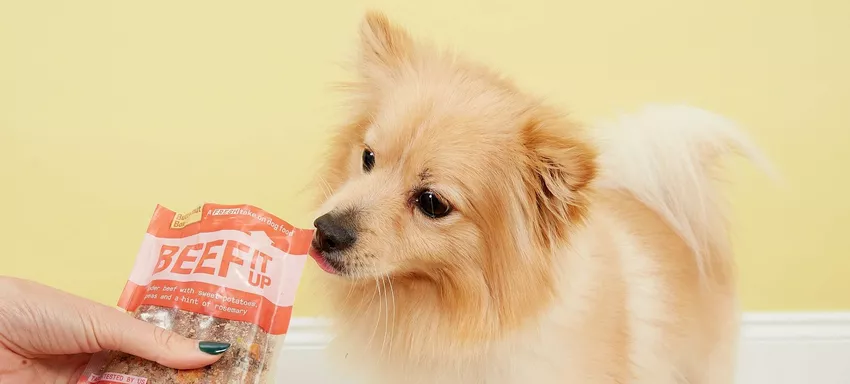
[592,104,777,279]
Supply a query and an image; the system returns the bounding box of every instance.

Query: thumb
[92,305,229,370]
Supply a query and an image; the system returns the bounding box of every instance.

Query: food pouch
[77,203,314,384]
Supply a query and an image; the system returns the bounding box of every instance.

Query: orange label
[117,204,313,335]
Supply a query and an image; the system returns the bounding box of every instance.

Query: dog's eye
[362,148,375,173]
[416,190,452,219]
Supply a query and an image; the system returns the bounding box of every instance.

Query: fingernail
[199,341,231,355]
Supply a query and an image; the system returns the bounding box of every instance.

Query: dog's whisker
[387,272,397,356]
[379,274,390,357]
[341,277,356,308]
[365,276,382,352]
[316,175,334,199]
[336,280,359,330]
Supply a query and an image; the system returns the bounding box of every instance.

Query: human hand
[0,277,230,384]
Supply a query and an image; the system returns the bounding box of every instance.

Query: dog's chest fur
[328,313,586,384]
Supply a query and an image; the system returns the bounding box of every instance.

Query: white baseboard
[276,312,850,383]
[735,312,850,384]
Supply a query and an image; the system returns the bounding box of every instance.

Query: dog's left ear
[523,113,597,243]
[358,11,414,77]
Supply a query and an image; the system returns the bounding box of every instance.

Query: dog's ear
[358,11,414,76]
[523,113,597,244]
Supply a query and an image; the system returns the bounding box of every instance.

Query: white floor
[275,313,850,384]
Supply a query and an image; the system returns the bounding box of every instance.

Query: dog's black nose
[313,211,358,253]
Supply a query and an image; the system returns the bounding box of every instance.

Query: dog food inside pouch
[76,203,313,384]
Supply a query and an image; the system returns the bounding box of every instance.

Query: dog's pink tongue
[309,248,338,274]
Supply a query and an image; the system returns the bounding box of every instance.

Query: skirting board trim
[739,312,850,341]
[278,312,850,383]
[284,317,333,349]
[284,311,850,348]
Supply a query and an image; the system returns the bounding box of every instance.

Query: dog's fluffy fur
[311,12,773,384]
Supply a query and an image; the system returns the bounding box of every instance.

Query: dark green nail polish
[199,341,231,355]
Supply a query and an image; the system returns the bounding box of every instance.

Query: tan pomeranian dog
[308,11,773,384]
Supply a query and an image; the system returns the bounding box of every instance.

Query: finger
[91,305,230,370]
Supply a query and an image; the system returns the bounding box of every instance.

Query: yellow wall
[2,0,848,315]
